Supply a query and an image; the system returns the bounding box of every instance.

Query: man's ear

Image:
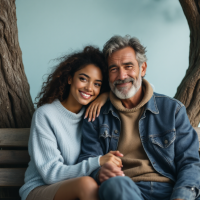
[68,76,72,85]
[141,62,147,77]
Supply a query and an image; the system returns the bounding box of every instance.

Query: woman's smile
[79,91,93,99]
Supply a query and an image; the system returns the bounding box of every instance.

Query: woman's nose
[85,82,93,91]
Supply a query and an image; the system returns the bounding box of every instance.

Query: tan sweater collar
[109,79,153,112]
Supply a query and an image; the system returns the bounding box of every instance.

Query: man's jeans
[99,176,200,200]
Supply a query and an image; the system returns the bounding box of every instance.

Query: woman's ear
[68,76,72,85]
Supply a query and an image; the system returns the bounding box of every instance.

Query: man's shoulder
[100,98,114,115]
[89,99,116,128]
[153,92,184,107]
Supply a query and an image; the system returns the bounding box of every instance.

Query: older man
[78,35,200,200]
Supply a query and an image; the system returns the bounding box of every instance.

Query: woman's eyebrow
[79,73,102,82]
[96,79,102,83]
[79,73,89,78]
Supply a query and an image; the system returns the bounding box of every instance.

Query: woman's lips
[79,91,92,99]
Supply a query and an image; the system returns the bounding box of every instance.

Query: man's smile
[116,82,132,87]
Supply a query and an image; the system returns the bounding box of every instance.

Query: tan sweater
[110,79,171,182]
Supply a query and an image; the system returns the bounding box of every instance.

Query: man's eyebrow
[108,62,134,70]
[122,62,134,66]
[79,73,102,82]
[108,64,117,70]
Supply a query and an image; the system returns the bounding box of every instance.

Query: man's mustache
[114,78,135,86]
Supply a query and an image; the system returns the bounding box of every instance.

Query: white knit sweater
[19,99,101,200]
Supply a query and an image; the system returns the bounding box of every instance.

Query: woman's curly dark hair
[35,46,109,108]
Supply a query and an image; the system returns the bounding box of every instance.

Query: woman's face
[68,64,103,106]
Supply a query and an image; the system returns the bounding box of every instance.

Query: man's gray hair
[103,35,147,67]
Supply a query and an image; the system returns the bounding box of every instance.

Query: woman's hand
[100,151,123,167]
[84,92,109,122]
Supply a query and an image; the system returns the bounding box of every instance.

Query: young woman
[19,46,124,200]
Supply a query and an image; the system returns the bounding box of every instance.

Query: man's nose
[118,68,127,80]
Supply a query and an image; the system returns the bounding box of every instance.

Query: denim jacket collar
[145,93,159,115]
[103,93,159,118]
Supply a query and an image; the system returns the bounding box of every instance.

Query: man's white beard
[109,70,142,100]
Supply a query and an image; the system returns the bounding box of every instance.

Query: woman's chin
[78,98,94,106]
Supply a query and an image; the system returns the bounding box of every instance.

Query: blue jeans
[99,176,200,200]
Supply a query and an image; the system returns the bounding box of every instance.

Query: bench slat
[0,129,30,147]
[0,168,26,186]
[0,150,30,165]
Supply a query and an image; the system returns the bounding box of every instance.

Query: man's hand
[98,162,124,183]
[100,151,123,167]
[109,150,123,157]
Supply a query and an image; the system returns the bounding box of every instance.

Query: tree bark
[175,0,200,126]
[0,0,34,128]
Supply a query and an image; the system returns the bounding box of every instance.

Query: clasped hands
[99,151,124,183]
[99,152,183,200]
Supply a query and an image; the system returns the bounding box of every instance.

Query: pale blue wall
[16,0,189,102]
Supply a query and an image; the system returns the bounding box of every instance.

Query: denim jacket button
[164,140,168,144]
[114,130,118,134]
[191,187,194,191]
[104,130,108,136]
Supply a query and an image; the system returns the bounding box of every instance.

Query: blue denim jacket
[78,92,200,200]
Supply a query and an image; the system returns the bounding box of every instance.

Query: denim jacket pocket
[150,130,176,168]
[150,130,176,148]
[99,126,111,139]
[99,126,111,153]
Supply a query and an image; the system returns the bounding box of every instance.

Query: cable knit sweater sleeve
[29,105,101,185]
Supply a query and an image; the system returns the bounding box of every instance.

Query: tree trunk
[0,0,34,198]
[0,0,34,128]
[175,0,200,127]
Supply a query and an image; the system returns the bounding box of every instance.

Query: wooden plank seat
[0,128,200,199]
[0,129,30,199]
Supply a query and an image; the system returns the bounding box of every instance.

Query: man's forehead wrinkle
[109,55,134,66]
[111,54,134,59]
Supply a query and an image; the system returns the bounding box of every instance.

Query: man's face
[108,47,147,99]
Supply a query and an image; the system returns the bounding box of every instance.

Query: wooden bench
[0,128,200,200]
[0,129,30,200]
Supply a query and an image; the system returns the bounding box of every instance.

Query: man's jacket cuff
[170,186,199,200]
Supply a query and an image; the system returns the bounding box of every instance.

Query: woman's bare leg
[53,176,99,200]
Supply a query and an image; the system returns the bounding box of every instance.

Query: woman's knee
[54,177,98,200]
[78,176,98,198]
[78,176,98,188]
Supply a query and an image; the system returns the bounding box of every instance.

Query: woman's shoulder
[33,100,59,122]
[30,101,59,140]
